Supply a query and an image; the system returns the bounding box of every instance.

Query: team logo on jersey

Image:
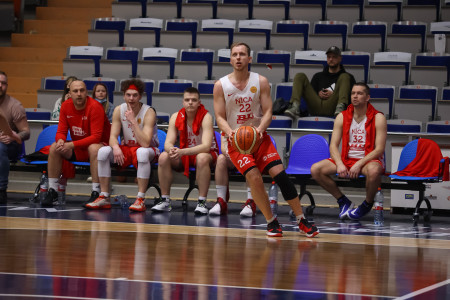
[250,86,257,93]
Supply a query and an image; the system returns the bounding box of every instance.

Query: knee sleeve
[273,170,298,201]
[136,148,153,179]
[97,146,113,178]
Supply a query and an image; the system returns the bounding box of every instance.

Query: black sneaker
[42,188,57,207]
[267,218,283,237]
[0,189,6,205]
[298,218,319,238]
[82,191,100,208]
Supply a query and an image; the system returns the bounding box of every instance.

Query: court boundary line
[1,216,449,249]
[0,271,396,299]
[394,279,450,300]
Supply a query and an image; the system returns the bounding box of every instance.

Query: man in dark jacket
[285,46,356,118]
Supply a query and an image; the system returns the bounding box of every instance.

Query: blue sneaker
[338,197,353,220]
[346,202,373,220]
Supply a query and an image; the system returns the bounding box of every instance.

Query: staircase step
[36,7,112,21]
[23,20,91,35]
[47,0,112,8]
[0,47,66,62]
[1,61,62,78]
[9,92,38,108]
[7,77,42,94]
[11,33,88,48]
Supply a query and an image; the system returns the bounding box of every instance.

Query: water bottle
[268,181,278,217]
[374,187,384,226]
[117,195,130,209]
[57,176,67,206]
[38,171,48,203]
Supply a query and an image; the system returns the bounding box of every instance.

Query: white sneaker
[240,199,256,217]
[208,197,227,216]
[194,200,208,215]
[151,198,171,212]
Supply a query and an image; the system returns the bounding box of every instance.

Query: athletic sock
[92,183,101,193]
[137,192,145,199]
[216,185,227,199]
[296,214,305,224]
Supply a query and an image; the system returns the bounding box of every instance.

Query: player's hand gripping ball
[233,125,262,154]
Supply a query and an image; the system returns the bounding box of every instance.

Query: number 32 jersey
[220,72,262,131]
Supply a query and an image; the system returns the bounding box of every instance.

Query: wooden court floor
[0,194,449,299]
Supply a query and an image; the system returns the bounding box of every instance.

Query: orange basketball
[233,125,261,154]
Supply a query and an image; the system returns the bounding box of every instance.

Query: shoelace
[198,201,207,208]
[133,198,144,206]
[93,196,107,203]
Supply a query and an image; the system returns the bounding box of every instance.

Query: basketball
[233,125,261,154]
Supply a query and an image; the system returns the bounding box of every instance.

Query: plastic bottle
[374,187,384,226]
[118,195,130,209]
[268,181,278,217]
[57,175,67,205]
[38,171,48,203]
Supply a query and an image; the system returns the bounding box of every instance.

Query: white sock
[49,178,59,191]
[137,192,145,198]
[92,183,100,193]
[216,185,227,199]
[296,214,305,224]
[198,196,206,202]
[162,195,170,201]
[266,216,276,224]
[100,192,110,198]
[247,187,252,200]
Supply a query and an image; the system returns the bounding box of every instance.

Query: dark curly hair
[121,78,145,95]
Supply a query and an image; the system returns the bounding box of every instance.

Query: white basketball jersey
[186,124,218,151]
[348,116,367,159]
[120,103,159,147]
[219,72,262,131]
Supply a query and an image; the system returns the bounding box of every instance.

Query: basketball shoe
[41,188,58,207]
[129,197,146,212]
[209,197,228,215]
[267,218,283,237]
[85,195,112,209]
[151,197,172,212]
[240,199,256,217]
[194,200,208,215]
[346,201,373,220]
[298,218,319,238]
[338,196,353,219]
[82,191,100,208]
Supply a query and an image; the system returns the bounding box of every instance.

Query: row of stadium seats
[37,76,450,124]
[88,17,450,53]
[111,0,447,24]
[62,46,450,87]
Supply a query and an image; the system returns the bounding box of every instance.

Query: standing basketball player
[213,42,319,237]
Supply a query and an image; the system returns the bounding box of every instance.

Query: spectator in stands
[85,79,159,212]
[0,71,30,204]
[92,83,115,122]
[41,80,111,207]
[213,42,319,238]
[311,82,387,220]
[51,76,78,121]
[152,87,218,215]
[284,46,355,118]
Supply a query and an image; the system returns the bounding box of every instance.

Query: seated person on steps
[152,87,219,215]
[284,46,355,118]
[42,80,111,207]
[311,82,387,220]
[86,79,159,211]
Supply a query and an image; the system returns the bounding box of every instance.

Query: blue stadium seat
[368,0,402,21]
[407,0,441,22]
[294,50,326,66]
[295,0,327,21]
[68,46,104,78]
[352,21,387,52]
[142,47,178,79]
[223,0,253,19]
[387,119,422,133]
[399,84,438,121]
[276,20,310,51]
[238,20,273,50]
[426,120,450,133]
[258,0,290,20]
[415,52,450,86]
[201,19,235,49]
[197,80,215,95]
[341,51,370,83]
[117,0,148,17]
[314,21,349,51]
[256,50,291,82]
[165,19,199,48]
[154,0,182,18]
[158,79,194,93]
[374,51,412,85]
[105,47,140,78]
[83,77,117,104]
[180,48,215,80]
[129,18,163,47]
[368,84,395,119]
[332,0,365,21]
[42,76,69,90]
[391,21,427,53]
[187,0,218,18]
[93,18,127,47]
